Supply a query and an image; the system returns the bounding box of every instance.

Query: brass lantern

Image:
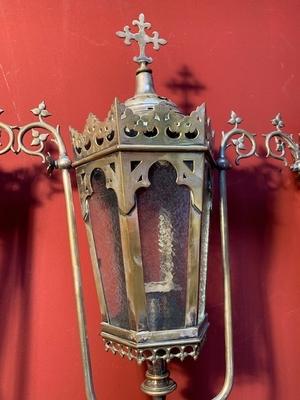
[68,14,255,399]
[8,13,257,400]
[71,17,213,398]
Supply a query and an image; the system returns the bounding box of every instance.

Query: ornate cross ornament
[116,13,167,64]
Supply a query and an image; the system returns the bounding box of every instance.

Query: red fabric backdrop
[0,1,299,399]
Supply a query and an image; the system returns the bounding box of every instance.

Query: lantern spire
[116,13,167,64]
[116,13,177,115]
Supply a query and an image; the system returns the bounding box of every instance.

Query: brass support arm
[212,112,256,400]
[14,102,97,400]
[212,165,233,400]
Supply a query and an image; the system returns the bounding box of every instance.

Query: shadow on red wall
[173,161,284,400]
[164,66,282,399]
[0,165,61,400]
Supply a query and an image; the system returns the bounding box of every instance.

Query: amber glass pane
[137,162,190,331]
[88,169,129,329]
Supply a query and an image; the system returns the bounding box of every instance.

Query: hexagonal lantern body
[71,95,213,365]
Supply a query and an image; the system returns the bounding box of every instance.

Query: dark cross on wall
[167,65,205,114]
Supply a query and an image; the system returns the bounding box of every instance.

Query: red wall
[0,1,300,399]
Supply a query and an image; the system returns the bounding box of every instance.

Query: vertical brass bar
[211,168,233,400]
[85,215,109,323]
[198,163,211,323]
[185,205,201,327]
[184,153,205,327]
[61,168,96,400]
[117,152,148,331]
[119,208,148,331]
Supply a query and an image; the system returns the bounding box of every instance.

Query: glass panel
[88,169,129,329]
[137,161,190,331]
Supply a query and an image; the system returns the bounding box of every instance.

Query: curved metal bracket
[212,112,256,400]
[12,101,96,400]
[265,113,300,173]
[218,111,257,167]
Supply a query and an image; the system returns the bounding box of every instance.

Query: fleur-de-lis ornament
[228,110,243,127]
[271,113,285,130]
[31,129,49,146]
[31,100,51,118]
[232,135,246,150]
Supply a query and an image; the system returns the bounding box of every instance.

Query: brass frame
[71,99,213,362]
[0,14,258,400]
[70,94,256,399]
[0,101,256,400]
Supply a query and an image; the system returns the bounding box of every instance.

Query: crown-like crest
[71,100,212,162]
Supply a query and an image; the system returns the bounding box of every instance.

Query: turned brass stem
[141,360,176,399]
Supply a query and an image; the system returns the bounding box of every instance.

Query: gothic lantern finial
[116,13,167,65]
[116,14,177,115]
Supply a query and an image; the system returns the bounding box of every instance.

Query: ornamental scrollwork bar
[15,100,71,171]
[264,113,300,173]
[0,109,16,156]
[3,100,96,400]
[0,101,70,170]
[217,110,257,170]
[0,104,257,173]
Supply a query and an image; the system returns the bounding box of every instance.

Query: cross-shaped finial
[116,13,167,64]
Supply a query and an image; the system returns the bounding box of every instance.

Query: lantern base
[141,360,177,399]
[101,317,209,364]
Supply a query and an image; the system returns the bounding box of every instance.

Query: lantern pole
[14,102,97,400]
[215,112,256,400]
